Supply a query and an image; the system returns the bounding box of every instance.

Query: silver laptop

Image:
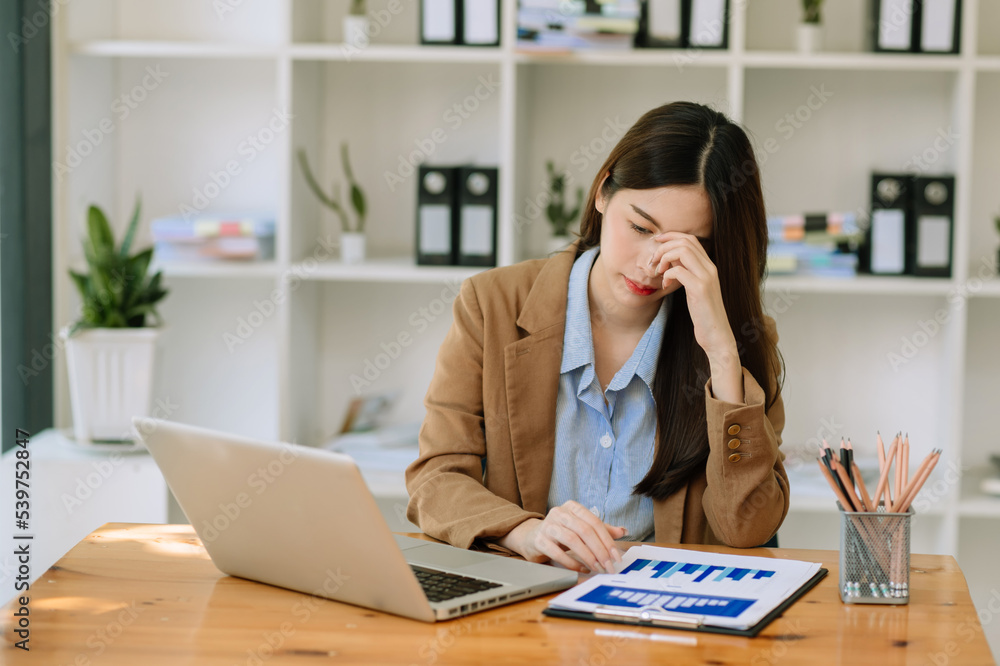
[132,417,577,622]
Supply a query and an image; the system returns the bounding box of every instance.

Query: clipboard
[542,567,828,637]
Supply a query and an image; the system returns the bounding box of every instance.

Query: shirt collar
[560,246,669,392]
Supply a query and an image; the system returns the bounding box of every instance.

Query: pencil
[873,437,898,510]
[893,432,904,510]
[877,431,886,471]
[832,457,865,512]
[852,460,874,512]
[818,458,854,512]
[902,433,911,496]
[896,449,941,513]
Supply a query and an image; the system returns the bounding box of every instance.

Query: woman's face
[592,179,714,317]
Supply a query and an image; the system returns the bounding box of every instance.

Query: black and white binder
[866,173,911,275]
[910,175,954,277]
[461,0,499,46]
[918,0,961,53]
[421,0,458,46]
[871,0,917,52]
[455,166,498,267]
[687,0,729,49]
[416,166,458,266]
[638,0,683,48]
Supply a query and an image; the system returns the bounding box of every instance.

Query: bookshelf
[52,0,999,653]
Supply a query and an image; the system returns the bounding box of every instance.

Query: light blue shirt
[547,246,668,542]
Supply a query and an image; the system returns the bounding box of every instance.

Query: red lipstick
[623,276,657,296]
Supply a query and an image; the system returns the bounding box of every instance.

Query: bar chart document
[546,545,824,632]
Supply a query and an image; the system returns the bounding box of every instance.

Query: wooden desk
[1,523,994,665]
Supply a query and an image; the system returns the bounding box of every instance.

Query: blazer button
[728,438,741,450]
[728,424,741,435]
[728,453,742,463]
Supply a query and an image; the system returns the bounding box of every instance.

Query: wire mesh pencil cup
[839,503,912,604]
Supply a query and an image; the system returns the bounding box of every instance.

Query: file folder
[638,0,683,48]
[687,0,728,49]
[462,0,500,46]
[872,0,917,52]
[918,0,961,53]
[910,175,954,277]
[455,166,498,267]
[416,166,458,265]
[421,0,458,45]
[866,173,911,275]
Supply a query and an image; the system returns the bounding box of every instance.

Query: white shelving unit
[52,0,999,653]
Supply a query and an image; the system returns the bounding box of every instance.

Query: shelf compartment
[294,256,484,283]
[743,51,962,72]
[290,44,503,63]
[764,275,956,295]
[512,49,733,68]
[71,41,280,59]
[153,261,280,279]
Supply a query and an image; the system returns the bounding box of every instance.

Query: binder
[918,0,961,53]
[420,0,459,46]
[416,166,458,266]
[461,0,499,46]
[455,166,498,267]
[866,173,911,275]
[637,0,684,48]
[872,0,917,52]
[543,568,827,637]
[687,0,729,49]
[910,175,954,277]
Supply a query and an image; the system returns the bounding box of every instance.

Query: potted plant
[298,142,368,264]
[797,0,824,54]
[60,199,168,445]
[545,160,583,255]
[995,214,1000,276]
[343,0,370,48]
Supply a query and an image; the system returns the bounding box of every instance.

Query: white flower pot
[546,235,572,256]
[343,15,371,48]
[60,327,161,444]
[797,23,823,54]
[341,232,366,264]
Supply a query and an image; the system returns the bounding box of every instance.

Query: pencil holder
[839,505,912,604]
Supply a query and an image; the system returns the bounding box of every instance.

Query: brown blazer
[405,244,788,550]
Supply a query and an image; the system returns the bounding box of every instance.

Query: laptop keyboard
[410,565,502,603]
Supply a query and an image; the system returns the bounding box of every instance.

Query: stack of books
[150,216,275,262]
[766,212,862,278]
[517,0,640,52]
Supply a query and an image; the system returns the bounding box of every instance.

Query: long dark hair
[576,101,784,501]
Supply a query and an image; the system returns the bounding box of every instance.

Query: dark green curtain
[1,1,53,452]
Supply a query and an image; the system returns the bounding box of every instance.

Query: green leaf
[350,183,366,222]
[119,196,142,257]
[340,142,355,182]
[86,205,116,259]
[68,270,91,299]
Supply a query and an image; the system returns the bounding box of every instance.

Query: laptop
[132,417,578,622]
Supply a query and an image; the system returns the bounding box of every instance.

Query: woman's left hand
[645,231,737,361]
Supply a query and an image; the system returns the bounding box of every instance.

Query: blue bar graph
[620,558,777,585]
[579,585,755,619]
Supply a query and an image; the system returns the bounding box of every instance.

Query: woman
[405,101,787,575]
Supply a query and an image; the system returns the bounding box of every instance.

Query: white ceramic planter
[61,327,161,444]
[341,232,367,264]
[797,23,823,53]
[343,15,371,48]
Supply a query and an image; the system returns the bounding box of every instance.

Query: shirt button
[728,424,741,435]
[600,434,613,449]
[728,453,742,463]
[590,506,600,516]
[728,438,741,450]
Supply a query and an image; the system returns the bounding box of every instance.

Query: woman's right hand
[498,501,626,573]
